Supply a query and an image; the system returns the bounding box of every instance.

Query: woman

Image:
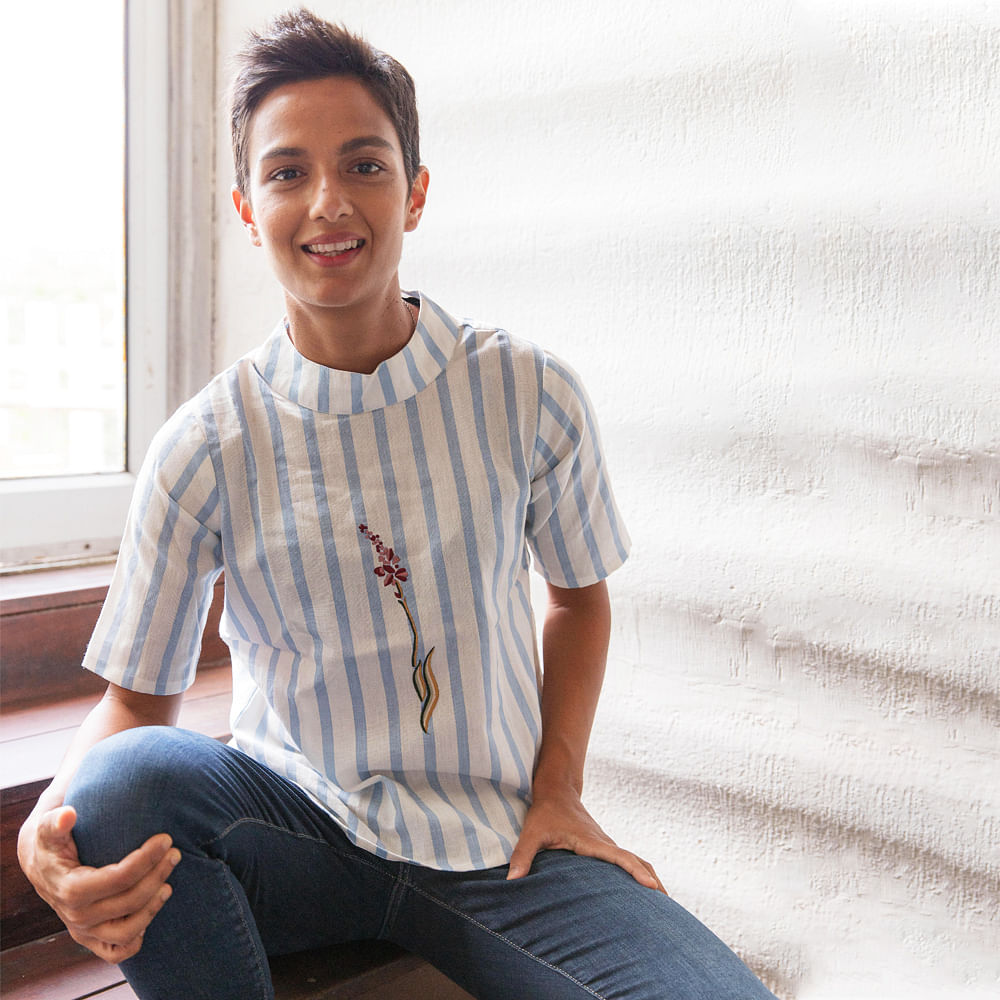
[19,10,776,999]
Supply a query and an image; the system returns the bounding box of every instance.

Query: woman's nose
[310,175,351,220]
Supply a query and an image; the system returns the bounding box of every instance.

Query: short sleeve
[83,410,223,694]
[525,354,631,587]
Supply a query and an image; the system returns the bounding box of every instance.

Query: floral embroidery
[359,524,439,733]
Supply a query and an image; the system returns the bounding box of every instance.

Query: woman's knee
[66,726,220,865]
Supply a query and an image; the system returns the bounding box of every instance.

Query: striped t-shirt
[84,292,630,871]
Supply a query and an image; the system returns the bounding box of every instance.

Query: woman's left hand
[505,784,667,894]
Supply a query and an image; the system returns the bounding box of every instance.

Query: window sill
[0,561,117,615]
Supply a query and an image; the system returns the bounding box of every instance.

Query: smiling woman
[12,11,778,999]
[230,77,428,373]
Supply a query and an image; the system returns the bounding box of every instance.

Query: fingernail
[159,885,173,902]
[169,850,181,867]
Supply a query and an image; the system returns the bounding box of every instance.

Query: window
[0,2,171,568]
[0,1,126,481]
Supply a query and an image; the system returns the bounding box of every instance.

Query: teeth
[305,239,361,254]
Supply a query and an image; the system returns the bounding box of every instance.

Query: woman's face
[232,75,427,325]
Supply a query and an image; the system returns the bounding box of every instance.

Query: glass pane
[0,2,125,479]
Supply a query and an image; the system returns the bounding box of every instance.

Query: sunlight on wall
[212,3,1000,996]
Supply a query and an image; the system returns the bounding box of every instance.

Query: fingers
[642,858,668,895]
[599,845,667,895]
[506,833,543,881]
[23,804,181,964]
[50,804,78,836]
[70,879,175,962]
[95,834,178,894]
[539,825,665,893]
[36,826,180,959]
[506,800,669,894]
[35,806,81,865]
[71,925,149,965]
[518,835,668,894]
[63,846,180,930]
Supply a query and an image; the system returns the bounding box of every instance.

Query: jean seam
[406,882,607,1000]
[377,863,411,940]
[198,816,365,859]
[206,856,273,1000]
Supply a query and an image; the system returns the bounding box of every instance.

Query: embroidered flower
[360,524,439,732]
[373,547,408,587]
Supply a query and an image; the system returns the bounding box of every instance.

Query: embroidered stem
[417,648,439,734]
[394,582,439,733]
[359,523,439,733]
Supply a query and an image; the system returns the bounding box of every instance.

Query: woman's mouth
[303,238,364,257]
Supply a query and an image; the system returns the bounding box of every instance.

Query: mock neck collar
[251,292,462,415]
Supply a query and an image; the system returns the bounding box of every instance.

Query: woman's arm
[506,579,665,892]
[17,683,184,963]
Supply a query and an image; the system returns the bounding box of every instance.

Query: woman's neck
[284,291,416,374]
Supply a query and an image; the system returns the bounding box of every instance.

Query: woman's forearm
[533,579,611,795]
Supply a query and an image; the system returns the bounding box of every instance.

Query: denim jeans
[66,727,775,1000]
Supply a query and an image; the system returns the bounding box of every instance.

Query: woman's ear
[232,185,261,246]
[404,166,430,233]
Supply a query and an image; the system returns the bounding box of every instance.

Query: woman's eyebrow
[258,136,394,165]
[338,135,395,154]
[259,145,307,163]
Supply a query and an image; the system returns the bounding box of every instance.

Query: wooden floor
[0,931,476,1000]
[1,933,134,1000]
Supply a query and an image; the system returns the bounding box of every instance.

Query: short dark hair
[229,8,420,197]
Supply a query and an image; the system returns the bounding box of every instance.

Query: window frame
[0,1,213,570]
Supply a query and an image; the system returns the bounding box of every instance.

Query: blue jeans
[66,727,775,1000]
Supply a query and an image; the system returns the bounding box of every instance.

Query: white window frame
[0,0,215,570]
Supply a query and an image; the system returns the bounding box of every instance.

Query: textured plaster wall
[212,2,1000,996]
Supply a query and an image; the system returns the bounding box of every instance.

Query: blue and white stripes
[84,292,630,872]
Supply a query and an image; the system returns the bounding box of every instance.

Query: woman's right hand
[17,804,180,964]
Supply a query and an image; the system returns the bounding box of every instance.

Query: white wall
[212,2,1000,996]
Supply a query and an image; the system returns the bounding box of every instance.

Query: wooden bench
[0,569,472,1000]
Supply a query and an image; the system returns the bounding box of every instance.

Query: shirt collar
[251,291,462,415]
